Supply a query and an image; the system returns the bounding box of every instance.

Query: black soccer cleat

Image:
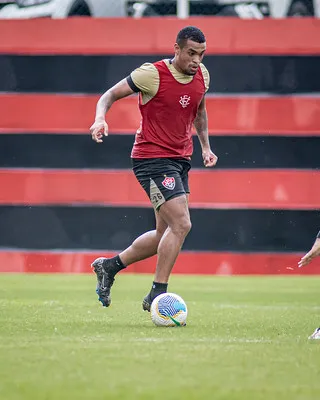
[91,257,115,307]
[142,287,168,312]
[142,293,152,312]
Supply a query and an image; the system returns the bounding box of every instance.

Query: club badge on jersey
[179,95,191,108]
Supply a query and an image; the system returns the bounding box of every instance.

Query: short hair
[176,26,206,48]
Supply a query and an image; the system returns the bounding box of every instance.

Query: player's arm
[91,63,157,143]
[194,96,218,167]
[298,231,320,267]
[91,79,134,143]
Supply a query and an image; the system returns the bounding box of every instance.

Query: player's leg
[119,159,188,268]
[155,194,191,282]
[309,327,320,340]
[119,210,168,266]
[143,194,191,311]
[142,159,192,310]
[153,159,191,282]
[92,158,169,308]
[152,161,191,281]
[92,158,189,308]
[91,211,167,308]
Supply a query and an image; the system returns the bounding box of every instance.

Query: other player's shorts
[132,158,191,210]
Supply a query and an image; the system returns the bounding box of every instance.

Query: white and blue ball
[150,292,187,327]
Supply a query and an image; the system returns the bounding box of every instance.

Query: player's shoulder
[131,62,159,83]
[130,62,160,95]
[199,63,210,92]
[199,63,209,77]
[134,62,158,74]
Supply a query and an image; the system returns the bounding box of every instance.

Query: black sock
[109,255,126,275]
[149,281,168,301]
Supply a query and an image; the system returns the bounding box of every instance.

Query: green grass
[0,274,320,400]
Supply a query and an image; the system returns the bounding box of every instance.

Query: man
[298,230,320,340]
[89,26,218,311]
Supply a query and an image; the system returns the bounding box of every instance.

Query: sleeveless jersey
[131,60,206,159]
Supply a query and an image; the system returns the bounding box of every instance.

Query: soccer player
[298,230,320,340]
[90,26,218,311]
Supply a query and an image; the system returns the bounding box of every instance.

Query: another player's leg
[92,211,167,307]
[309,327,320,340]
[143,194,191,311]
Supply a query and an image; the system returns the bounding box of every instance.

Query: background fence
[0,1,320,18]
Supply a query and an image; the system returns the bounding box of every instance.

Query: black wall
[1,54,320,93]
[0,53,319,253]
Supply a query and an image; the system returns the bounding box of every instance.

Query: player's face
[174,40,206,75]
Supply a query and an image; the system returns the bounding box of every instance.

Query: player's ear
[174,43,180,56]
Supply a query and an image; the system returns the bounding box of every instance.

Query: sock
[149,281,168,301]
[109,255,126,275]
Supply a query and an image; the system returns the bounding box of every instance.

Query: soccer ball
[150,292,188,327]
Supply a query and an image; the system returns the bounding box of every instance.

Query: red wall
[0,18,319,274]
[0,18,320,55]
[1,94,320,134]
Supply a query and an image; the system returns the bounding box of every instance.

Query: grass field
[0,273,319,400]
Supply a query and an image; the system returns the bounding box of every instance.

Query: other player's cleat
[91,257,115,307]
[142,293,152,312]
[308,327,320,340]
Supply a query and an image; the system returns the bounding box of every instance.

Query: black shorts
[132,158,191,210]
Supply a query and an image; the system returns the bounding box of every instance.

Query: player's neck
[170,57,186,75]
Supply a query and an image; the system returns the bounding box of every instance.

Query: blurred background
[0,0,320,18]
[0,0,319,274]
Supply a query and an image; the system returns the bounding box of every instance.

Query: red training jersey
[131,60,206,159]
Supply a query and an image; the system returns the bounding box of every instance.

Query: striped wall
[0,18,319,274]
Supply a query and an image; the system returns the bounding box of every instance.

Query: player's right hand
[90,120,108,143]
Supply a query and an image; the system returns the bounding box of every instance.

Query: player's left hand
[298,245,320,268]
[298,249,320,268]
[202,149,218,167]
[298,250,316,268]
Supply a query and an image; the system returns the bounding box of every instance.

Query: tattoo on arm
[194,107,210,149]
[95,79,134,121]
[95,91,115,120]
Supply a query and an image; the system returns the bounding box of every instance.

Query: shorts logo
[162,176,175,190]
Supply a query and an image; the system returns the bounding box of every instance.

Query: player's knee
[172,216,192,238]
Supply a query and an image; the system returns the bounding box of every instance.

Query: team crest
[162,176,175,190]
[179,95,190,108]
